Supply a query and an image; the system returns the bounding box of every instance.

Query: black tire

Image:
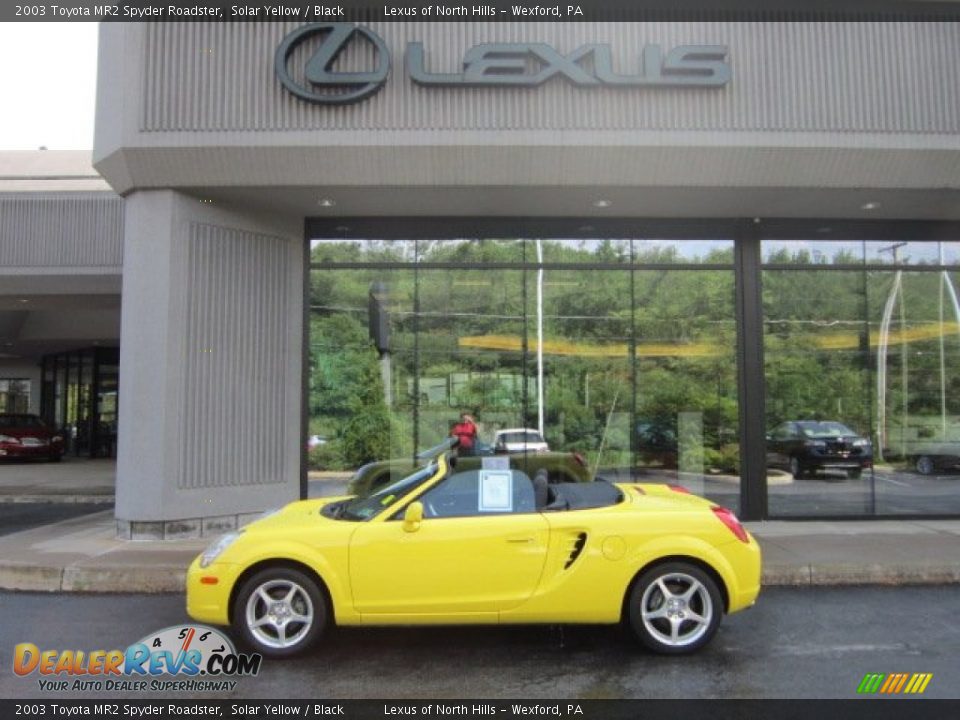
[627,562,723,655]
[48,455,62,463]
[847,468,862,480]
[915,456,936,476]
[232,567,327,658]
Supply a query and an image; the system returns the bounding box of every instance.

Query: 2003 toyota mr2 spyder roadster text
[186,440,761,657]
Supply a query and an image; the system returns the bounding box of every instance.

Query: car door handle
[506,536,535,543]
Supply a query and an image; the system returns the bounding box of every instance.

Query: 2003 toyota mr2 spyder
[186,440,761,657]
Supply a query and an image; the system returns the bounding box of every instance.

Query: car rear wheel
[233,567,326,658]
[914,456,936,476]
[627,562,723,655]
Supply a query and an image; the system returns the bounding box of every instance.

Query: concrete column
[115,190,303,540]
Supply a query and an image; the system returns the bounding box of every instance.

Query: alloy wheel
[628,562,722,654]
[234,567,326,657]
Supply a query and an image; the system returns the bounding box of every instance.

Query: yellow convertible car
[187,441,761,657]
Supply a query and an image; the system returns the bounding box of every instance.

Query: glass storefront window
[310,239,418,264]
[868,270,960,514]
[309,233,960,518]
[632,270,739,511]
[763,269,874,516]
[0,379,30,413]
[37,347,119,458]
[763,240,865,265]
[540,239,733,265]
[762,240,960,516]
[417,239,526,265]
[864,242,959,266]
[309,238,739,513]
[309,266,417,474]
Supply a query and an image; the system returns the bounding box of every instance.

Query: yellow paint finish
[186,466,762,631]
[350,513,549,615]
[602,536,627,561]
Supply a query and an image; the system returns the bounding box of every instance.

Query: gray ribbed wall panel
[140,22,960,135]
[0,193,123,267]
[178,222,289,490]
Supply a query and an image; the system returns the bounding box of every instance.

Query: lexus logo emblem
[275,23,390,105]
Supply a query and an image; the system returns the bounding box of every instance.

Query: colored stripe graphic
[911,674,933,694]
[857,674,885,694]
[858,673,932,695]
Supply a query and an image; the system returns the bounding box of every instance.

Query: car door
[348,469,549,617]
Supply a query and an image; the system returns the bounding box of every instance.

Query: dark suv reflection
[636,421,679,468]
[767,420,873,479]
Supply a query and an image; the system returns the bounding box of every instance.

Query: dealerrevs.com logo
[14,625,261,693]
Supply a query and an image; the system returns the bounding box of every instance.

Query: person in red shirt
[450,412,478,456]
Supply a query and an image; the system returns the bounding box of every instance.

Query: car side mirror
[403,502,424,533]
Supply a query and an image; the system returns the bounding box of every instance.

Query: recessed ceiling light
[592,199,612,208]
[861,202,880,211]
[317,198,336,208]
[335,225,351,233]
[16,299,28,304]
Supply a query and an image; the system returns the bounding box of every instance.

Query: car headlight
[199,531,242,568]
[51,435,64,443]
[852,439,871,447]
[0,434,18,444]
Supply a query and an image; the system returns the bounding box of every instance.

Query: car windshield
[0,414,46,429]
[798,422,856,438]
[338,463,440,521]
[501,431,542,443]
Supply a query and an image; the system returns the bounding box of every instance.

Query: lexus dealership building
[3,15,960,536]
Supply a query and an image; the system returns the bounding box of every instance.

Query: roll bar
[416,437,459,461]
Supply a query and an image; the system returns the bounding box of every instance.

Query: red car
[0,414,65,462]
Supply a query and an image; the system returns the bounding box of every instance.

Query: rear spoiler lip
[416,437,459,462]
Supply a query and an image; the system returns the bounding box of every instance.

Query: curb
[761,564,960,587]
[0,562,186,593]
[0,495,115,504]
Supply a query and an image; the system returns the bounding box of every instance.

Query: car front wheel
[915,456,936,476]
[789,456,806,479]
[627,562,723,655]
[233,567,326,658]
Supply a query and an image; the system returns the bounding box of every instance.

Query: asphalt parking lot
[2,586,958,700]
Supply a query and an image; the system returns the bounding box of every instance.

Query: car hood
[0,427,54,439]
[243,496,354,532]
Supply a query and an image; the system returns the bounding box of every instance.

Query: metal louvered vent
[564,533,588,569]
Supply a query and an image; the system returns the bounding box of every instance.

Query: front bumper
[185,556,241,626]
[0,443,61,459]
[810,457,871,470]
